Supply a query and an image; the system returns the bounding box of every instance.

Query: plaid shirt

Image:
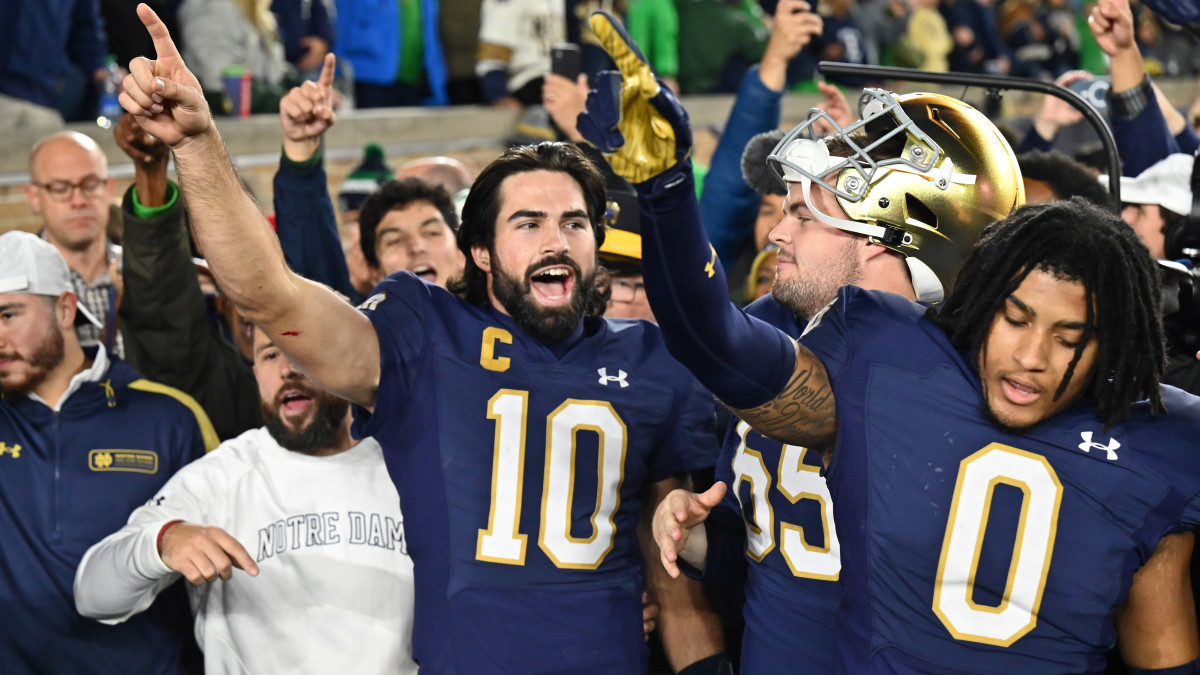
[68,241,123,359]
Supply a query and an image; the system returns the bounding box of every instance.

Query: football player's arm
[579,11,838,449]
[1117,532,1200,672]
[641,476,727,670]
[119,5,381,410]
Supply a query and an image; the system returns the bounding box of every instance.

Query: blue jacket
[0,0,108,108]
[0,354,217,674]
[699,65,783,272]
[335,0,448,105]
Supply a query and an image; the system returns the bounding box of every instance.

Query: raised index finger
[588,11,651,82]
[317,53,336,93]
[137,3,181,61]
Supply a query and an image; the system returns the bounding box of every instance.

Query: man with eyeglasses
[24,131,123,358]
[598,188,655,323]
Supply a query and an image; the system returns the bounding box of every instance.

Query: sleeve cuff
[134,519,179,580]
[130,181,180,219]
[1108,74,1153,120]
[280,144,323,171]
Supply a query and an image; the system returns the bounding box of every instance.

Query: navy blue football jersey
[353,272,714,673]
[799,286,1200,674]
[708,295,842,674]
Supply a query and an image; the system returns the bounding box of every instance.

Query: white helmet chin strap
[906,257,944,304]
[800,178,888,240]
[799,177,945,305]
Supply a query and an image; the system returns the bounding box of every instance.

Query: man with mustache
[0,230,217,672]
[116,6,714,671]
[75,324,417,673]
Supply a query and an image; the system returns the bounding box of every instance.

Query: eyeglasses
[32,176,109,202]
[610,279,645,303]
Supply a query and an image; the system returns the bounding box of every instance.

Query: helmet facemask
[766,88,1024,305]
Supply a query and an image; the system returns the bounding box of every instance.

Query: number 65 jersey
[354,273,714,674]
[799,287,1200,675]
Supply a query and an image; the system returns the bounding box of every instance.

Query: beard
[0,320,64,397]
[492,251,595,343]
[772,238,863,320]
[262,381,350,453]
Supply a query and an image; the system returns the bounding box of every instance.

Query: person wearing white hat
[1113,153,1197,260]
[0,230,219,672]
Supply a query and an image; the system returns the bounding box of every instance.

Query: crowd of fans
[5,0,1200,126]
[3,0,1200,673]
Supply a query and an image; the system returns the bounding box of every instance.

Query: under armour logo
[0,443,21,458]
[1078,431,1120,461]
[154,496,166,506]
[597,368,629,388]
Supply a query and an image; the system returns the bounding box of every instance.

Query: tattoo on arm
[732,341,837,451]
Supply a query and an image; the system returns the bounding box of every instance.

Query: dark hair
[935,198,1166,427]
[1017,150,1114,208]
[357,177,459,268]
[1071,143,1110,175]
[448,142,609,310]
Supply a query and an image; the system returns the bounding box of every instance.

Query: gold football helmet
[767,89,1024,303]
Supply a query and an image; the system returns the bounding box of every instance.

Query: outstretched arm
[700,0,822,270]
[120,4,379,410]
[578,11,837,448]
[1088,0,1181,176]
[640,477,727,669]
[273,54,358,300]
[115,113,262,442]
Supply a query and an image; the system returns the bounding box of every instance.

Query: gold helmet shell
[767,89,1025,303]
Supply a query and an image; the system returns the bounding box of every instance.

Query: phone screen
[551,44,582,80]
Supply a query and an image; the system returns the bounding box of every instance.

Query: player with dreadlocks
[572,11,1200,673]
[647,190,1200,673]
[935,198,1167,430]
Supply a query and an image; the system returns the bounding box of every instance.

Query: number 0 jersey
[800,286,1200,674]
[354,272,715,673]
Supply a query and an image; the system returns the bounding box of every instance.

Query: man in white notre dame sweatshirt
[74,324,416,674]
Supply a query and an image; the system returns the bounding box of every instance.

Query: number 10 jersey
[354,273,714,673]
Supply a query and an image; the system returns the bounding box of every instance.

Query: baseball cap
[0,230,104,329]
[339,144,395,214]
[598,183,642,276]
[1110,154,1196,217]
